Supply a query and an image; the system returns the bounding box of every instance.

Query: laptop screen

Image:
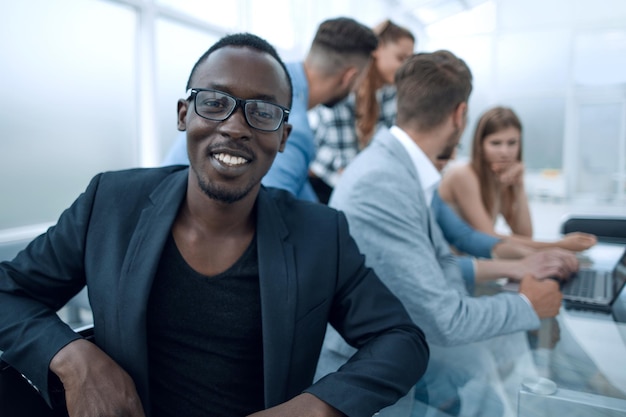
[613,250,626,298]
[611,250,626,323]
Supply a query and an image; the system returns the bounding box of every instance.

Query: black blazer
[0,166,428,417]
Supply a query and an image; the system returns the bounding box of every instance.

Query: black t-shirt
[147,234,264,417]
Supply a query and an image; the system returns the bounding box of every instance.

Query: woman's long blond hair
[470,106,523,220]
[355,20,414,148]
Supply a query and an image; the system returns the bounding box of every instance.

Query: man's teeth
[214,153,248,166]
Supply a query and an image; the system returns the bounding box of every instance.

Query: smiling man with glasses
[0,33,428,417]
[164,17,379,203]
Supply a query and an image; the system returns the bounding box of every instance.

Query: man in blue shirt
[163,17,378,202]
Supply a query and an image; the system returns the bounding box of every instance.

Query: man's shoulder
[441,162,476,187]
[263,187,342,227]
[98,165,186,182]
[264,187,337,215]
[444,162,473,177]
[341,129,399,176]
[91,166,187,196]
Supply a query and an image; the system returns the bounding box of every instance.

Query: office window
[575,102,625,199]
[495,30,570,94]
[424,0,495,38]
[0,0,136,229]
[573,30,626,86]
[571,0,626,23]
[249,0,295,51]
[507,97,566,171]
[499,0,570,30]
[156,0,239,30]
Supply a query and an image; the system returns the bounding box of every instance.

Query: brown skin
[473,247,579,284]
[50,46,343,417]
[519,274,563,319]
[49,339,145,417]
[248,393,343,417]
[437,155,580,284]
[175,47,292,276]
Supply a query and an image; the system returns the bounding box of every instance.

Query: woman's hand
[557,232,597,252]
[492,161,524,186]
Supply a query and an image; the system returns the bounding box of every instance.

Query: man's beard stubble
[195,171,253,204]
[437,127,461,161]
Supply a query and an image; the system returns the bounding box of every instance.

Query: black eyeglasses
[187,88,290,132]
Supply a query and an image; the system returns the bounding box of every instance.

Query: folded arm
[305,212,429,417]
[0,175,106,405]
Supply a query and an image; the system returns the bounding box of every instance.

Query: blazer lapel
[377,128,419,183]
[113,177,297,408]
[377,129,434,240]
[255,188,297,407]
[116,169,188,405]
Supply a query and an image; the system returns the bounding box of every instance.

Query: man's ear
[339,66,359,90]
[453,102,468,131]
[372,47,381,61]
[278,123,292,152]
[177,99,189,131]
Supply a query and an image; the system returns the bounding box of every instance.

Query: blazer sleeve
[305,212,429,417]
[331,167,540,348]
[0,174,103,405]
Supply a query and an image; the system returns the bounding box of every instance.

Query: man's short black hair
[186,33,293,108]
[312,17,378,55]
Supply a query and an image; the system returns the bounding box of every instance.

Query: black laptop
[562,246,626,314]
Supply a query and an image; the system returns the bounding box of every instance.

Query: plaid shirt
[308,85,397,187]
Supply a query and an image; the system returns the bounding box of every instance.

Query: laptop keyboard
[562,269,610,299]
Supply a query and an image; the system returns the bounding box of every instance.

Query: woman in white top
[439,106,596,252]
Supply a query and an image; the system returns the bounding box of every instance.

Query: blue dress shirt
[262,62,318,201]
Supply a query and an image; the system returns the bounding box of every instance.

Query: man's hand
[518,274,562,319]
[50,339,145,417]
[509,248,579,281]
[247,393,345,417]
[557,232,597,252]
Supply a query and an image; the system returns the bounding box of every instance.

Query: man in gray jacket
[316,50,571,416]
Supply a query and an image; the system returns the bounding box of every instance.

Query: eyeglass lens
[194,90,285,131]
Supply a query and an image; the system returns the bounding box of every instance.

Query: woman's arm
[439,165,498,235]
[498,232,597,252]
[432,190,500,258]
[440,165,597,253]
[498,162,532,236]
